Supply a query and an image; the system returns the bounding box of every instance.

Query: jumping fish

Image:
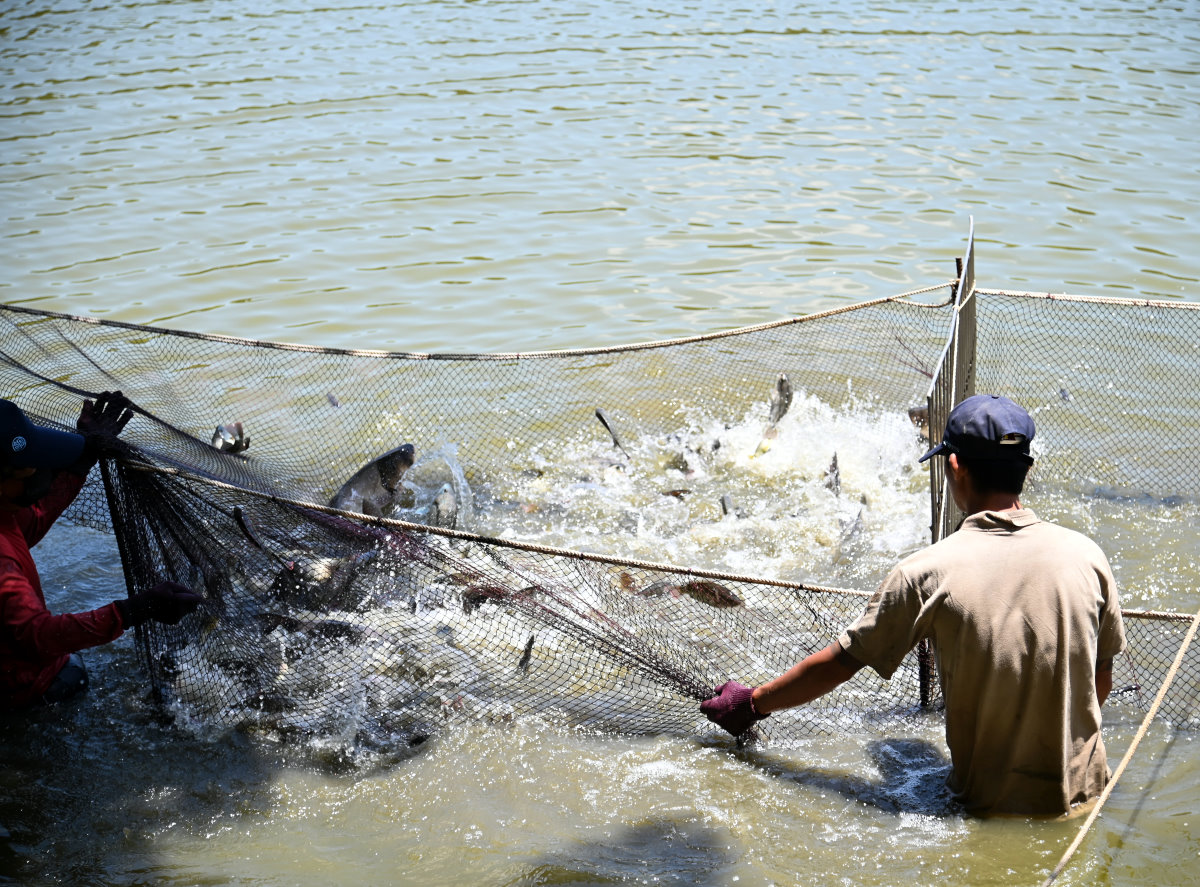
[824,453,841,497]
[834,495,869,563]
[460,583,535,615]
[595,407,631,459]
[766,372,793,434]
[753,373,793,456]
[681,579,743,608]
[663,451,694,477]
[329,443,416,517]
[428,483,459,529]
[907,406,930,442]
[212,422,250,454]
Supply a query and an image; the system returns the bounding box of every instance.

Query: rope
[124,460,875,599]
[1,282,958,360]
[975,288,1200,311]
[1038,603,1200,887]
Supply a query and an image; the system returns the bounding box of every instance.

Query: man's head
[1,399,85,470]
[1,399,85,506]
[920,394,1034,496]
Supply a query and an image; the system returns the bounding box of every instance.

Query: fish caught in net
[2,279,1198,757]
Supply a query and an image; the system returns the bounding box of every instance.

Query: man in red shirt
[1,393,202,709]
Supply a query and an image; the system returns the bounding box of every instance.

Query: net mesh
[2,278,1197,753]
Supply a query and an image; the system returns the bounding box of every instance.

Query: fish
[460,583,536,615]
[268,550,377,612]
[252,611,366,643]
[461,583,512,615]
[663,451,694,477]
[427,482,458,529]
[834,496,868,563]
[212,421,250,454]
[329,443,416,517]
[517,634,535,673]
[907,406,930,442]
[765,372,793,436]
[595,407,631,459]
[720,494,747,520]
[680,579,744,608]
[233,505,266,550]
[824,453,841,497]
[753,372,793,455]
[634,578,743,608]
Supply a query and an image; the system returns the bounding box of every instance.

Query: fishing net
[2,272,1198,752]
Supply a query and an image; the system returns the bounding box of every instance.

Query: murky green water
[3,2,1198,885]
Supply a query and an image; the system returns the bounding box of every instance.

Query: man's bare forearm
[751,642,864,715]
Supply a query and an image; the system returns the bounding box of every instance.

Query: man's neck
[964,493,1022,515]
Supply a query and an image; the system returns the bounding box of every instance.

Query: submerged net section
[96,460,928,748]
[2,285,1198,755]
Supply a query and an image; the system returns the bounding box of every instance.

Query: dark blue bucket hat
[1,399,85,469]
[919,394,1035,465]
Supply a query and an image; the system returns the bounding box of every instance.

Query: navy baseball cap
[1,399,85,469]
[919,394,1035,465]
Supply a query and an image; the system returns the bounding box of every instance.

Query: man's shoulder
[895,510,1107,572]
[1019,514,1108,556]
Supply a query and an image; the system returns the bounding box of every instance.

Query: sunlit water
[3,1,1199,885]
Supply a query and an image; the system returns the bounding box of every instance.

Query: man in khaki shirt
[702,394,1126,817]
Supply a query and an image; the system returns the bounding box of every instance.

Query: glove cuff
[114,597,146,629]
[746,686,769,721]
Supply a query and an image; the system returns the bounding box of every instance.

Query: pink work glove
[700,680,768,736]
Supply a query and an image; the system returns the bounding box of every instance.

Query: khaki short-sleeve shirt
[838,509,1126,816]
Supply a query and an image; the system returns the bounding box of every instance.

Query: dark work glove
[115,581,203,628]
[700,680,768,736]
[72,390,135,474]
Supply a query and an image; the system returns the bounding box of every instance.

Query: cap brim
[920,440,1036,466]
[918,441,949,463]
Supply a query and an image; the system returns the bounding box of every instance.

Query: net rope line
[129,459,1184,633]
[1038,603,1200,887]
[125,460,874,599]
[0,279,956,359]
[974,288,1200,311]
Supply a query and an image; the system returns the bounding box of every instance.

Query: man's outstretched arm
[752,642,865,715]
[701,642,865,736]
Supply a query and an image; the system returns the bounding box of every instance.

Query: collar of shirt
[963,508,1040,531]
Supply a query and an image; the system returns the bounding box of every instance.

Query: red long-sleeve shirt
[1,470,125,709]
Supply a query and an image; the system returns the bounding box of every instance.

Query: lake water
[2,2,1198,885]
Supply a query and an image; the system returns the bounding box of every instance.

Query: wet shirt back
[838,509,1126,816]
